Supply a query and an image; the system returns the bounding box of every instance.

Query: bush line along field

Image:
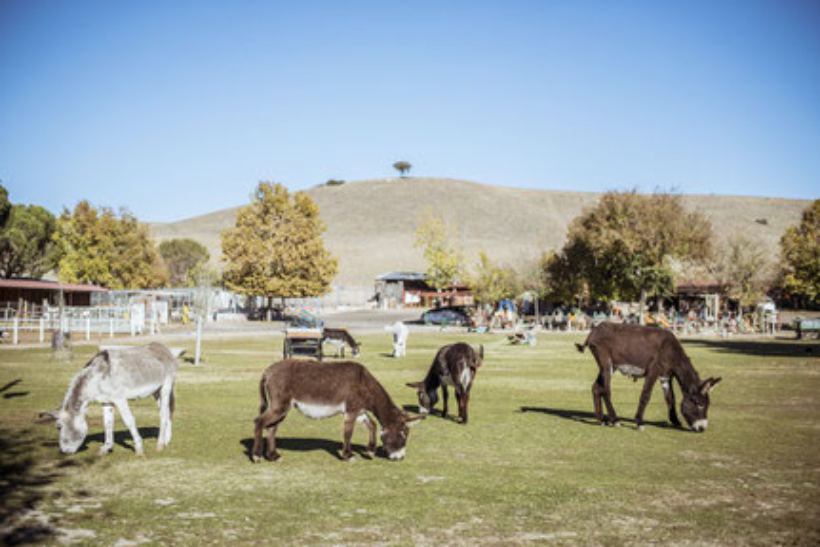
[1,332,819,545]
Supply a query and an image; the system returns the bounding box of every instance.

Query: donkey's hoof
[637,425,645,432]
[156,442,166,452]
[251,455,263,464]
[264,451,281,462]
[98,446,112,455]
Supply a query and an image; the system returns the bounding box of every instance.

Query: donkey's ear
[404,413,425,427]
[35,410,59,424]
[700,377,722,395]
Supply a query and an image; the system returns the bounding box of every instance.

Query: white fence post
[85,317,91,341]
[12,317,18,345]
[39,317,45,343]
[109,317,114,338]
[194,315,203,366]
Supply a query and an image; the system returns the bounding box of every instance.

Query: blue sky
[1,0,818,222]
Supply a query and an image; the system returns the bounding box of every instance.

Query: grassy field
[1,332,818,545]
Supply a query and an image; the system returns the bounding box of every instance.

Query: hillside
[150,178,811,286]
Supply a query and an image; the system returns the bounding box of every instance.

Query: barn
[0,278,108,314]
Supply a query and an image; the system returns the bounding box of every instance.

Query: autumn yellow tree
[778,199,819,307]
[469,251,518,307]
[414,210,464,297]
[221,182,337,302]
[54,201,168,288]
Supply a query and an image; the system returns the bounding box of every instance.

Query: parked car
[421,307,471,326]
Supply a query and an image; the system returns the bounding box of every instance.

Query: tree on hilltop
[393,161,412,178]
[221,182,337,303]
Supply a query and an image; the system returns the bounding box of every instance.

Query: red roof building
[0,278,108,308]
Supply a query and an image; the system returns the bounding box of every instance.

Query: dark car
[421,307,471,326]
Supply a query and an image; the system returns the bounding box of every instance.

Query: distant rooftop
[0,278,108,292]
[376,272,427,282]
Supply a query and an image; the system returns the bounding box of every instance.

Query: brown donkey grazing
[252,359,423,462]
[406,343,483,424]
[576,322,721,432]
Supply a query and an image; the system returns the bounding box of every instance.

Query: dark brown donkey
[576,322,721,432]
[252,359,423,462]
[322,327,361,357]
[406,343,483,424]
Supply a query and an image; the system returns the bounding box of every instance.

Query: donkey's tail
[169,386,176,416]
[258,376,270,415]
[575,332,592,353]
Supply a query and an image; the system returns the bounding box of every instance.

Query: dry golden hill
[150,178,811,286]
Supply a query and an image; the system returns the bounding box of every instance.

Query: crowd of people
[466,299,781,336]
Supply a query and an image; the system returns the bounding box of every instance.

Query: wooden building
[0,278,108,311]
[374,272,473,309]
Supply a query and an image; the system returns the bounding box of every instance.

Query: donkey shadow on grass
[0,378,29,400]
[402,404,461,423]
[683,338,817,358]
[518,406,680,431]
[1,427,85,545]
[239,437,382,462]
[84,427,159,453]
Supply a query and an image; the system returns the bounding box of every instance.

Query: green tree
[159,238,210,287]
[414,210,464,295]
[0,184,10,227]
[0,204,61,278]
[221,182,337,301]
[709,236,773,317]
[54,201,168,288]
[542,247,590,304]
[550,191,713,320]
[778,199,819,307]
[393,161,412,178]
[469,251,518,306]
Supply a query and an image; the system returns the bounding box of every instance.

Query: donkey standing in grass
[576,322,721,432]
[322,328,361,357]
[42,343,180,454]
[252,359,423,462]
[406,343,483,424]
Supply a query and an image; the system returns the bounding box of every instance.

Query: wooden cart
[283,327,324,360]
